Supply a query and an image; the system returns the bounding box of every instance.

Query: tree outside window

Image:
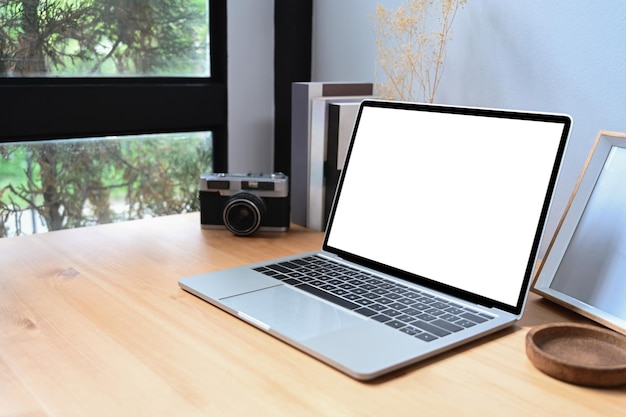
[0,0,209,77]
[0,0,216,237]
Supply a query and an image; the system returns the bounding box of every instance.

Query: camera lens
[223,193,266,236]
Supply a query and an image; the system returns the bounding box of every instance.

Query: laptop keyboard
[253,255,495,342]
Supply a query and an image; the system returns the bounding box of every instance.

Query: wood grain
[1,213,625,416]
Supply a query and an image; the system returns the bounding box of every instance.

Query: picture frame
[533,131,626,335]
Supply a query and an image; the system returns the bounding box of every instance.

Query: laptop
[179,100,571,380]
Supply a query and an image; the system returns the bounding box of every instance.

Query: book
[324,101,362,230]
[308,97,371,231]
[290,82,373,226]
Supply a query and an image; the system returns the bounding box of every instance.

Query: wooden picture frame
[533,131,626,335]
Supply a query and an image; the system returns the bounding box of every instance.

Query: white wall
[227,0,274,173]
[312,0,626,254]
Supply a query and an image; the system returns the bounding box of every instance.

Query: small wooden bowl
[526,322,626,387]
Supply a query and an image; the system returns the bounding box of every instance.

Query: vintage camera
[199,172,290,236]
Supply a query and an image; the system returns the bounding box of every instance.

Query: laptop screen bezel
[322,100,572,315]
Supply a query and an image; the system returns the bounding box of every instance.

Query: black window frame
[0,0,228,172]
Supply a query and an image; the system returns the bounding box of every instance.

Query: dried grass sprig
[374,0,467,103]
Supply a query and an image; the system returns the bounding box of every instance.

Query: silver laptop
[179,100,571,380]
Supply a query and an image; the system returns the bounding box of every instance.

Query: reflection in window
[0,132,212,237]
[0,0,210,77]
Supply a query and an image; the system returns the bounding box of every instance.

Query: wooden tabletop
[1,213,624,416]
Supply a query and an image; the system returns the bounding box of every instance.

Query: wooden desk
[1,213,624,416]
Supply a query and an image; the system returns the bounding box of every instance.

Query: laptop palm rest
[221,285,365,342]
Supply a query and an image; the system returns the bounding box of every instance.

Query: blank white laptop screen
[325,104,567,309]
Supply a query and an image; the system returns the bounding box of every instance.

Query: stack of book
[290,82,374,230]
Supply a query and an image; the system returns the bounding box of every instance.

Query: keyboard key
[385,320,405,329]
[371,314,391,323]
[412,320,451,337]
[455,319,477,328]
[271,273,291,280]
[363,291,381,298]
[386,293,403,300]
[416,313,437,322]
[360,284,378,291]
[400,326,421,336]
[425,308,446,316]
[445,307,465,315]
[416,332,438,342]
[269,265,292,274]
[278,261,300,270]
[432,319,464,333]
[338,283,356,290]
[395,314,414,323]
[354,307,377,317]
[381,309,402,317]
[344,294,362,301]
[403,291,421,298]
[460,312,488,324]
[440,313,459,322]
[414,302,431,311]
[296,284,359,310]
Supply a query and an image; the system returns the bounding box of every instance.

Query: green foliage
[0,134,212,237]
[0,1,213,237]
[0,0,207,76]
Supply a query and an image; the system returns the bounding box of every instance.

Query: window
[0,0,227,237]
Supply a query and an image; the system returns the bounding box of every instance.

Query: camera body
[199,172,290,236]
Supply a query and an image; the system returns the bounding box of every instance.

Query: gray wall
[228,1,626,252]
[228,0,275,173]
[312,0,626,253]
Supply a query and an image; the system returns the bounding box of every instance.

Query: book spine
[290,82,373,227]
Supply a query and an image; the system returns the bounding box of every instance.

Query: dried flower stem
[374,0,467,103]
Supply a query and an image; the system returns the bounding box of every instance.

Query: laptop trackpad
[221,285,365,342]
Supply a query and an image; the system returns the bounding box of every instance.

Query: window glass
[0,132,212,237]
[0,0,210,77]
